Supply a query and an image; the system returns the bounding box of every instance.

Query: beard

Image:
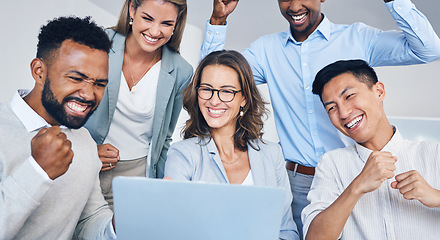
[41,78,97,129]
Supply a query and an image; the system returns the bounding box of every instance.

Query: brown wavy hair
[112,0,187,53]
[182,50,268,151]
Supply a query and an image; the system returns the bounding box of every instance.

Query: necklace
[125,49,159,93]
[221,150,244,165]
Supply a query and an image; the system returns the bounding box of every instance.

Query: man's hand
[391,170,440,208]
[98,143,119,171]
[210,0,239,25]
[354,151,397,194]
[31,126,74,180]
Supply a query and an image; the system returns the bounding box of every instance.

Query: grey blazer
[85,29,193,178]
[164,137,299,240]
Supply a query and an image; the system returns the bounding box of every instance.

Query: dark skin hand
[210,0,239,25]
[31,126,74,180]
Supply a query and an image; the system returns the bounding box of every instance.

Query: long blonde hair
[112,0,187,53]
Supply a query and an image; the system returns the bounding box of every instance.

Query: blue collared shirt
[201,0,440,167]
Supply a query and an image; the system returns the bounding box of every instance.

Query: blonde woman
[85,0,192,209]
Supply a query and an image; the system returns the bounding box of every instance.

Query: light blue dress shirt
[200,0,440,167]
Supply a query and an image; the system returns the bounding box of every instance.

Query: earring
[239,107,244,117]
[129,18,133,25]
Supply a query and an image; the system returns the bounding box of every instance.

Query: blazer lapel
[107,31,125,123]
[248,141,266,185]
[150,46,177,164]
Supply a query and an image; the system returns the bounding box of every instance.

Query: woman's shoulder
[250,139,282,153]
[170,137,203,152]
[163,45,193,73]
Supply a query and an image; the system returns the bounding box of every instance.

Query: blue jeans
[287,169,314,240]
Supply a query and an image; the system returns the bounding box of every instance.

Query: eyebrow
[141,12,176,23]
[323,86,353,107]
[68,70,108,83]
[199,83,238,89]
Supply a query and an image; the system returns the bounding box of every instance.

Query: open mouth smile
[345,115,363,129]
[208,108,226,115]
[66,101,91,116]
[290,12,308,24]
[143,33,159,43]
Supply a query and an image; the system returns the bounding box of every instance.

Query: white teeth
[346,116,362,129]
[291,13,307,22]
[67,102,87,113]
[208,108,226,114]
[144,34,159,42]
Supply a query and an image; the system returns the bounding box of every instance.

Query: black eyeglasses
[196,86,242,103]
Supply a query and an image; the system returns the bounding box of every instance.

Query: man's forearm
[305,180,364,240]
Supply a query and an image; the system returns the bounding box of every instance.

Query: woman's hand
[98,143,120,171]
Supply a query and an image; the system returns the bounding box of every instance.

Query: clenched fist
[31,126,74,180]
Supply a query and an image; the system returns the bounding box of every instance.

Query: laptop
[113,176,286,240]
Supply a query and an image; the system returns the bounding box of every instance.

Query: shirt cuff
[28,156,51,181]
[204,20,228,44]
[386,0,413,17]
[11,156,52,201]
[104,220,117,239]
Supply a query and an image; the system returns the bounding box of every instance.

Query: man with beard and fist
[0,16,115,239]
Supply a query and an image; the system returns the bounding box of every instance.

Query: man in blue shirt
[201,0,440,237]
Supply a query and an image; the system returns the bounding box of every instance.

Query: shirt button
[389,9,393,13]
[215,31,219,35]
[305,86,310,90]
[309,110,313,114]
[313,132,317,136]
[208,31,212,35]
[414,27,419,31]
[303,63,308,67]
[397,6,401,10]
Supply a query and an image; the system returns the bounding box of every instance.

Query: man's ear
[30,58,46,87]
[375,81,386,101]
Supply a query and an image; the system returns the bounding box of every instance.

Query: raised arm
[210,0,239,25]
[200,0,239,60]
[369,0,440,66]
[304,151,397,240]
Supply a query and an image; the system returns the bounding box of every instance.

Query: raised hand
[354,151,397,194]
[98,143,119,171]
[31,126,74,180]
[391,170,440,208]
[211,0,239,25]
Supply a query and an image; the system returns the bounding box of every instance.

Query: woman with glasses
[164,50,299,240]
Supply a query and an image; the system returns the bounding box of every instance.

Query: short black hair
[36,16,112,62]
[312,59,378,102]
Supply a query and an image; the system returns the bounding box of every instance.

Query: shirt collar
[283,13,331,46]
[10,90,53,132]
[355,126,403,162]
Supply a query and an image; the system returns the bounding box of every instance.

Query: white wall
[1,0,439,143]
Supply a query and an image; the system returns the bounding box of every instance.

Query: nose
[338,104,352,120]
[288,0,302,12]
[149,23,161,37]
[78,81,95,101]
[209,91,222,106]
